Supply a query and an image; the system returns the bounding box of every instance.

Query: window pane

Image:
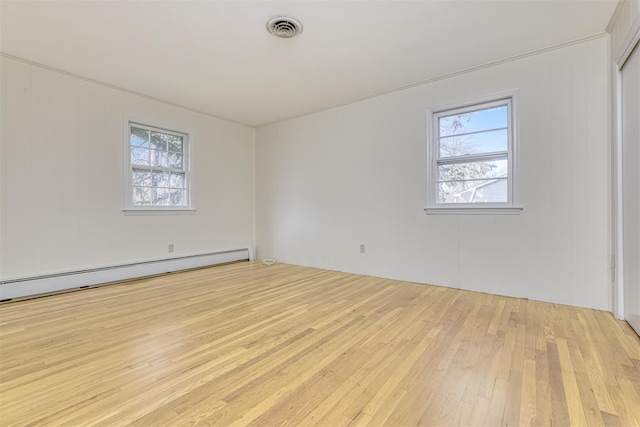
[131,127,149,148]
[439,129,507,158]
[152,171,170,188]
[131,147,149,166]
[170,189,185,206]
[169,136,183,153]
[150,150,168,167]
[168,153,183,169]
[151,132,168,151]
[439,105,507,137]
[170,173,185,188]
[153,188,170,205]
[132,171,151,186]
[133,187,152,205]
[438,159,507,182]
[437,178,507,204]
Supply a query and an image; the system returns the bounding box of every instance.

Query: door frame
[613,18,640,320]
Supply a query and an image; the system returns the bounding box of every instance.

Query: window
[427,94,520,213]
[125,121,191,212]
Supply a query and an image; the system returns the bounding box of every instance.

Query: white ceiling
[1,0,618,127]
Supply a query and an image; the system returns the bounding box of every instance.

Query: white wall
[1,57,255,280]
[256,36,611,311]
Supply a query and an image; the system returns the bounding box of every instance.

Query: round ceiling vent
[266,16,303,38]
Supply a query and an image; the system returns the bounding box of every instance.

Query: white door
[622,42,640,335]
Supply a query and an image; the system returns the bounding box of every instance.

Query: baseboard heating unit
[0,248,252,301]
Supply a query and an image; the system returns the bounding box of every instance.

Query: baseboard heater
[0,248,252,301]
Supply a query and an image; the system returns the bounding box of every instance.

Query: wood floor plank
[556,337,588,426]
[535,348,552,426]
[1,261,640,426]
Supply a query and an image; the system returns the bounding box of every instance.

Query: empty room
[1,0,640,426]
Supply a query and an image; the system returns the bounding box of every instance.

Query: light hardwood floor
[1,261,640,426]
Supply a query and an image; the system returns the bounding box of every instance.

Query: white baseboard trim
[0,248,250,300]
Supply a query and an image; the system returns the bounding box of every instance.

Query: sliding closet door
[622,42,640,335]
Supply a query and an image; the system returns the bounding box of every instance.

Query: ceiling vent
[266,16,303,38]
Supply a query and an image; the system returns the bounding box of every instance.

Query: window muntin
[126,122,190,209]
[431,98,513,206]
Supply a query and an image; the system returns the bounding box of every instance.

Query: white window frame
[425,91,522,215]
[123,119,195,215]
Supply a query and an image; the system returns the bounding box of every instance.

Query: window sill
[123,208,196,216]
[424,206,523,215]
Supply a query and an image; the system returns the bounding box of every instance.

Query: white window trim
[425,90,522,215]
[123,117,195,215]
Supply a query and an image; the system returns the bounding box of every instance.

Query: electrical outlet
[168,244,174,252]
[360,244,365,253]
